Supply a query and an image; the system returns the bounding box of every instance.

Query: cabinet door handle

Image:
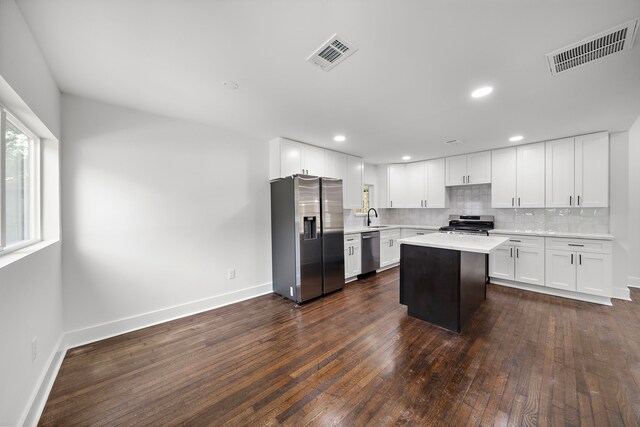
[417,232,424,235]
[467,175,470,183]
[512,197,514,207]
[390,201,393,208]
[348,246,351,255]
[509,239,521,243]
[518,197,521,206]
[579,254,582,265]
[516,248,519,258]
[424,200,427,208]
[577,195,581,206]
[571,253,574,264]
[510,248,513,258]
[463,175,466,184]
[568,244,584,247]
[569,196,572,206]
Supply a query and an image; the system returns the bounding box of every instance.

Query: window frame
[0,106,42,255]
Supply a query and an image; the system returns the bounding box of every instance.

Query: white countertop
[344,224,614,241]
[344,225,440,234]
[489,229,614,240]
[398,233,509,254]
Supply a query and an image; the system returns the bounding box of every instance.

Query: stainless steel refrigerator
[270,175,345,303]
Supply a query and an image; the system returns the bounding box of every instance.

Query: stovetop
[439,215,495,236]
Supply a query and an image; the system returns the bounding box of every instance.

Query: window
[356,184,371,214]
[1,108,40,253]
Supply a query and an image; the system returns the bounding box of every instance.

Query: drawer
[381,229,400,239]
[400,228,434,238]
[344,234,361,244]
[545,237,612,254]
[501,236,543,248]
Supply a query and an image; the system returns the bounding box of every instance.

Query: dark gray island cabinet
[399,233,509,333]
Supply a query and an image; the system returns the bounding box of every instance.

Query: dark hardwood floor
[40,268,640,426]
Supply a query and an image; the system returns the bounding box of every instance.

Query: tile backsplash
[344,184,609,233]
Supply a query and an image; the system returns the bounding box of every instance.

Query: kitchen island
[398,233,508,333]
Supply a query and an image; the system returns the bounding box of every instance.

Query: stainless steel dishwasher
[360,231,380,274]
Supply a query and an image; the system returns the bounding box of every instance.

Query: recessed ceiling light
[509,135,524,142]
[471,86,493,98]
[402,156,411,161]
[334,135,346,142]
[222,81,239,90]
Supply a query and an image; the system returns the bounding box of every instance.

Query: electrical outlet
[31,337,37,362]
[289,286,294,297]
[227,269,236,280]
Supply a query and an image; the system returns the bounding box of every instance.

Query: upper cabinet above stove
[491,142,545,208]
[445,151,492,186]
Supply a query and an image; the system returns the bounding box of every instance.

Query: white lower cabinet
[489,244,515,280]
[576,252,612,296]
[489,236,544,286]
[380,230,400,269]
[545,249,576,291]
[344,234,361,279]
[545,238,612,297]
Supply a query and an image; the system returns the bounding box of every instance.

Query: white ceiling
[16,0,640,164]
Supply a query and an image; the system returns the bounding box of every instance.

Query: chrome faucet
[367,208,378,227]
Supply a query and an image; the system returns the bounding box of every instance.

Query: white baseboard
[490,279,612,306]
[65,282,273,349]
[612,286,631,301]
[629,276,640,288]
[20,335,67,427]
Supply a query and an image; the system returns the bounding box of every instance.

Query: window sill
[0,239,59,270]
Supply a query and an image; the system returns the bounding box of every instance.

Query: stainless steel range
[439,215,495,236]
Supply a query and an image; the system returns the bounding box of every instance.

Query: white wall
[629,116,640,288]
[0,244,63,426]
[0,0,60,139]
[609,132,629,298]
[61,95,272,344]
[0,1,62,425]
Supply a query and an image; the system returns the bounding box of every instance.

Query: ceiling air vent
[546,18,639,75]
[444,139,463,145]
[307,34,358,72]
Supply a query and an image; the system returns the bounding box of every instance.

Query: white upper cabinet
[388,164,407,208]
[377,165,390,208]
[545,133,608,208]
[346,155,363,210]
[491,147,517,208]
[380,160,448,209]
[324,150,346,181]
[269,137,327,178]
[575,132,609,207]
[546,137,575,207]
[425,158,448,208]
[302,144,325,176]
[516,143,545,207]
[277,138,303,179]
[467,151,492,184]
[446,152,491,186]
[493,143,545,208]
[446,155,467,186]
[270,138,364,209]
[405,162,425,208]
